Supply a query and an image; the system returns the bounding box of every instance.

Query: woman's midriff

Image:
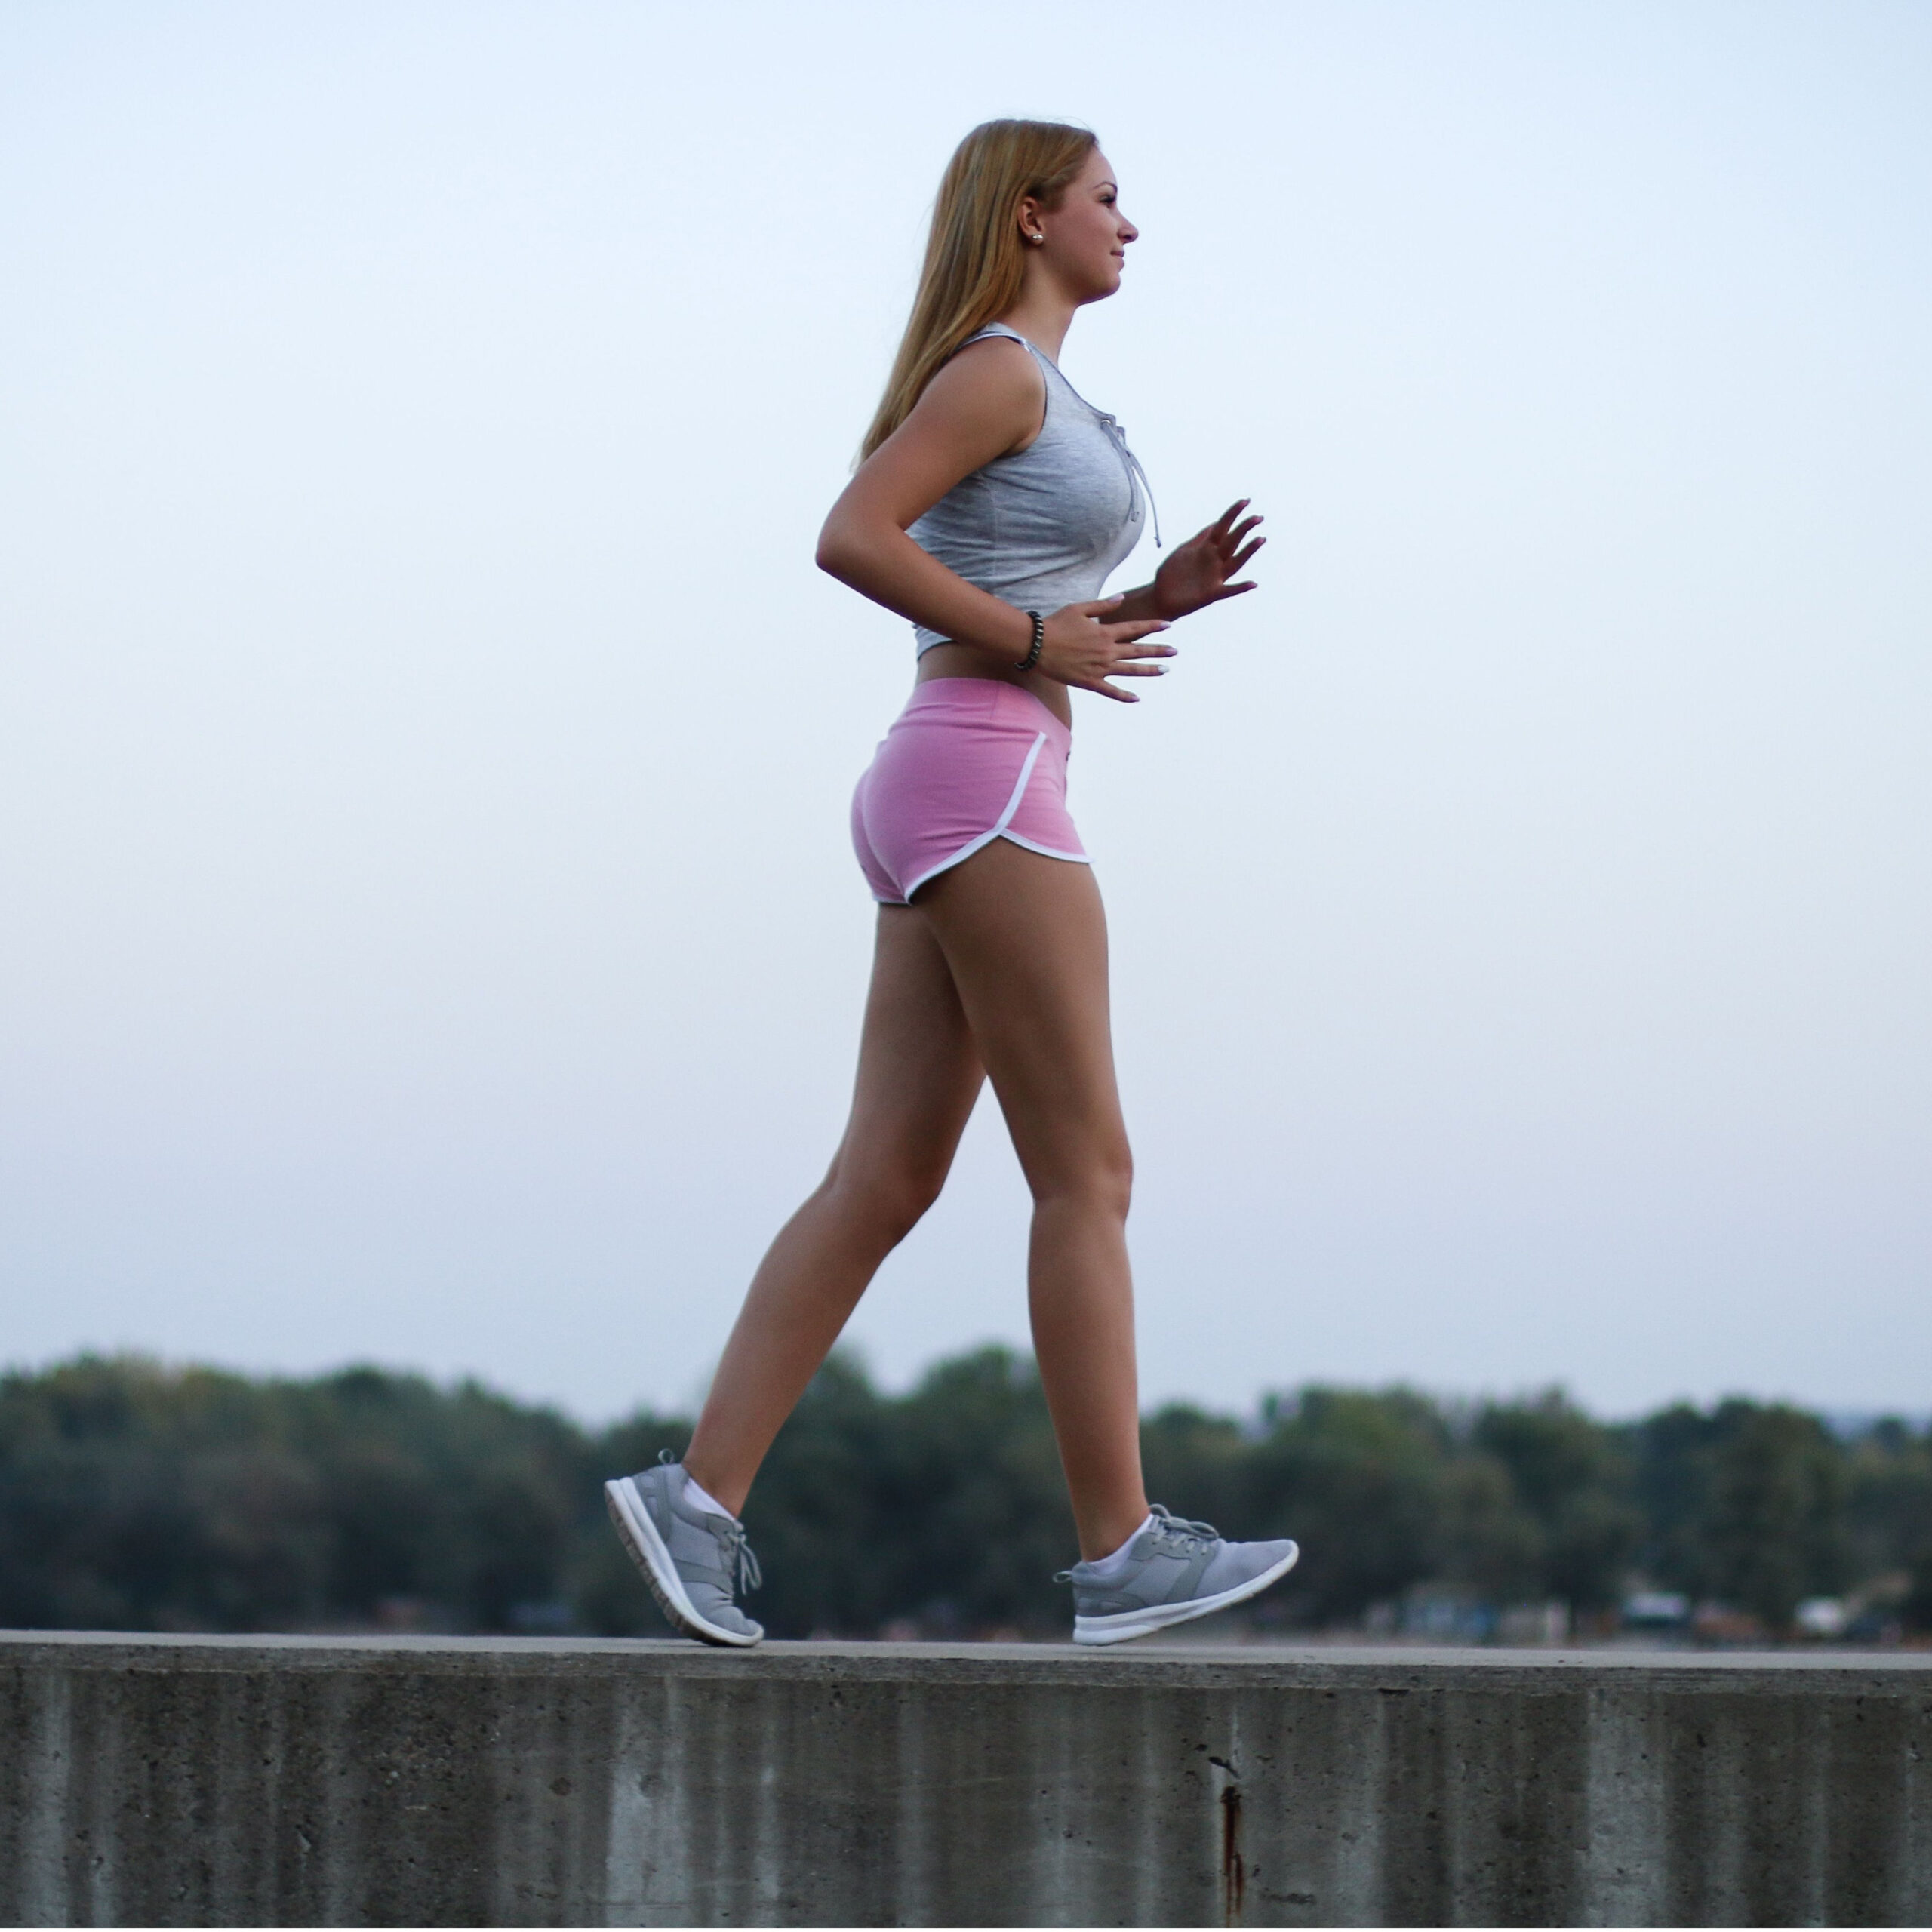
[914,642,1073,730]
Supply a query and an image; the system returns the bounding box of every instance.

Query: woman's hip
[851,679,1085,905]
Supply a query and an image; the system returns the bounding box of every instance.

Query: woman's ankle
[1074,1496,1152,1563]
[679,1451,749,1518]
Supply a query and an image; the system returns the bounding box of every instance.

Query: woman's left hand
[1150,500,1265,620]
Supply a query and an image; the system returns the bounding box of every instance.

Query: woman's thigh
[831,905,986,1211]
[913,840,1128,1202]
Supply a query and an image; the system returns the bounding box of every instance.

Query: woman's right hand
[1038,598,1174,703]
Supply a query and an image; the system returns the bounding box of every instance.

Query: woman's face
[1028,148,1137,303]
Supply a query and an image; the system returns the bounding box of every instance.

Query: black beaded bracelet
[1014,609,1044,672]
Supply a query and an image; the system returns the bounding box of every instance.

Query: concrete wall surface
[2,1634,1929,1928]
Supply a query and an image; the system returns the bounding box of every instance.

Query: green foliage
[1472,1392,1640,1614]
[1630,1399,1859,1629]
[1904,1552,1932,1635]
[1844,1419,1932,1596]
[0,1350,1924,1639]
[1705,1405,1847,1630]
[1244,1388,1452,1623]
[1630,1401,1727,1598]
[0,1356,587,1633]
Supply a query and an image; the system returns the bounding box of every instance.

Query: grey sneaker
[605,1453,764,1647]
[1060,1504,1299,1646]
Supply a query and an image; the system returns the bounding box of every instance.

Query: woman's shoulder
[945,328,1046,386]
[915,332,1048,454]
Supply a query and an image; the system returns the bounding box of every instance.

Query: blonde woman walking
[607,120,1298,1646]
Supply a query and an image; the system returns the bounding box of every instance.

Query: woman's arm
[817,340,1174,701]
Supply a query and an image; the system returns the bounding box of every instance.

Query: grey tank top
[906,323,1157,656]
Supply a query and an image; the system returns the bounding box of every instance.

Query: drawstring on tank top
[1041,345,1161,549]
[1096,414,1161,548]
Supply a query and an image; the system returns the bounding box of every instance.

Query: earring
[1029,232,1044,245]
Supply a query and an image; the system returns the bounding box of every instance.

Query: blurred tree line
[3,1348,1928,1641]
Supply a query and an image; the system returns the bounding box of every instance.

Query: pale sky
[2,2,1927,1422]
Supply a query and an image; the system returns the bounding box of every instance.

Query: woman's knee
[1026,1142,1133,1222]
[820,1158,948,1248]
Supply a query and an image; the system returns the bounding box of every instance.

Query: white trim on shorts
[889,731,1090,903]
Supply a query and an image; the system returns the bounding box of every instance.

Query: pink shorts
[851,678,1090,905]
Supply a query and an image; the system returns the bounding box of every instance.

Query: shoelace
[1056,1503,1220,1580]
[712,1514,762,1596]
[1145,1503,1219,1556]
[657,1447,762,1595]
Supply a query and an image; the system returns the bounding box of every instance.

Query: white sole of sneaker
[603,1476,762,1649]
[1072,1541,1301,1647]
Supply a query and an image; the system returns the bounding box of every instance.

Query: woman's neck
[996,289,1079,365]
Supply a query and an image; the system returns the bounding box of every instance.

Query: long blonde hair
[860,118,1097,462]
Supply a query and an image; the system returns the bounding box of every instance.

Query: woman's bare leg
[683,906,983,1515]
[916,840,1149,1560]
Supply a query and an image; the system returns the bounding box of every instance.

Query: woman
[606,120,1298,1647]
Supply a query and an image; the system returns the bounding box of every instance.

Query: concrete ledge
[2,1633,1929,1927]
